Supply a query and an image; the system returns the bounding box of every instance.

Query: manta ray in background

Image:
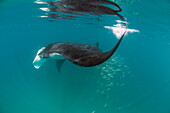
[33,30,127,72]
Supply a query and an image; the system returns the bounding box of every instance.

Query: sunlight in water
[104,20,139,39]
[93,54,132,108]
[34,0,47,4]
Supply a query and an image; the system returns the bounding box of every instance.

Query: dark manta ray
[33,30,126,72]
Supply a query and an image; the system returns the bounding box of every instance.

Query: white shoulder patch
[49,53,65,59]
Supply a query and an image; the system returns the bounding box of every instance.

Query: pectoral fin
[56,59,66,72]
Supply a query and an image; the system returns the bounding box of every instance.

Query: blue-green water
[0,0,170,113]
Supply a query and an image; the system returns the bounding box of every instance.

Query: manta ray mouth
[32,47,47,69]
[32,47,65,69]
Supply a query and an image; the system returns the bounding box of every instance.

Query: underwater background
[0,0,170,113]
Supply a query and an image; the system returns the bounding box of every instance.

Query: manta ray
[33,30,126,72]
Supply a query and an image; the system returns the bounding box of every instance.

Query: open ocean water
[0,0,170,113]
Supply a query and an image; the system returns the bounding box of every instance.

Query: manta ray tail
[110,30,127,54]
[102,30,127,61]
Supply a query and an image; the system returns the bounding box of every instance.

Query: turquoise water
[0,0,170,113]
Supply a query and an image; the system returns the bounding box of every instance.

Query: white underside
[32,47,65,69]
